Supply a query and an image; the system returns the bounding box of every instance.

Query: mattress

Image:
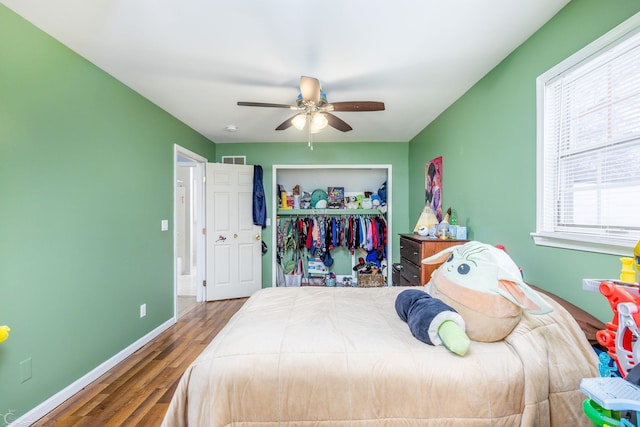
[162,286,598,426]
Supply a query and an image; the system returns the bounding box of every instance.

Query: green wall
[215,142,410,286]
[408,0,640,322]
[0,5,215,419]
[4,0,638,420]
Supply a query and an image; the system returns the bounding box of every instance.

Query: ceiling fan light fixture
[311,113,328,132]
[291,114,307,130]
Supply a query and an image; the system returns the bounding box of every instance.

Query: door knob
[233,233,238,238]
[255,234,261,241]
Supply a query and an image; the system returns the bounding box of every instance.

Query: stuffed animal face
[423,241,552,314]
[422,241,552,342]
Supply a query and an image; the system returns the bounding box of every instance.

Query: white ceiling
[2,0,570,144]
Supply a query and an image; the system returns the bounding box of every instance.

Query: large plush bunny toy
[422,241,552,343]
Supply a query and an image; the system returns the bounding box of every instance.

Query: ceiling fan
[237,76,385,149]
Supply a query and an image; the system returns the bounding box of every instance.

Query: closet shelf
[277,208,384,216]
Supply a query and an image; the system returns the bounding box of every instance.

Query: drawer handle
[400,245,404,249]
[413,251,419,256]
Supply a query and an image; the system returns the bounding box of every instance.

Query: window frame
[532,12,640,256]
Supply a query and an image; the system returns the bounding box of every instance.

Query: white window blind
[534,13,640,255]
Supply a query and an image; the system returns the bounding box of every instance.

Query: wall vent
[221,156,246,165]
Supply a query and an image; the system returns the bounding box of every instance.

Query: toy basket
[306,276,325,286]
[284,273,302,287]
[357,273,385,287]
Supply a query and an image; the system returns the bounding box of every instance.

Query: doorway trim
[174,144,207,317]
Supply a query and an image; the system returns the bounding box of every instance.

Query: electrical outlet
[140,304,146,318]
[20,358,32,383]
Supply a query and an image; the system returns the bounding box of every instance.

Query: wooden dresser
[398,234,467,286]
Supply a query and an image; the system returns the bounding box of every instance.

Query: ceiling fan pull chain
[307,114,313,150]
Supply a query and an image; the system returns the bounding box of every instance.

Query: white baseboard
[9,317,176,427]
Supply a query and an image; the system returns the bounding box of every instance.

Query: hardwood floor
[32,298,247,426]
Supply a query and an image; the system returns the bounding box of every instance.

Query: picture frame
[425,156,443,222]
[327,186,345,209]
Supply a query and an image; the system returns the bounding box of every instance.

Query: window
[533,12,640,256]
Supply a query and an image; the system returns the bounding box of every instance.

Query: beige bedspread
[162,287,598,427]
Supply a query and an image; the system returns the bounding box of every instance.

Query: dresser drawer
[399,234,468,286]
[399,237,422,265]
[399,274,415,287]
[400,260,422,286]
[392,264,402,286]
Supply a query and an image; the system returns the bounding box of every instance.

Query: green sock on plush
[437,320,470,356]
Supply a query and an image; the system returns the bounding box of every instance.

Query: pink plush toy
[422,241,552,342]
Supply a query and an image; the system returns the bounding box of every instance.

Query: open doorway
[174,145,206,318]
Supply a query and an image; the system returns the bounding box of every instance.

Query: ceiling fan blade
[300,76,320,104]
[329,101,385,112]
[325,113,353,132]
[275,114,299,131]
[237,101,294,109]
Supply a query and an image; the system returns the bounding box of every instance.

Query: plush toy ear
[422,245,457,265]
[497,280,553,314]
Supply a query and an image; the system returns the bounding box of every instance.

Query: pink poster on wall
[425,156,443,222]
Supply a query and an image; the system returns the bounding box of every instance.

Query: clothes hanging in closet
[277,214,387,261]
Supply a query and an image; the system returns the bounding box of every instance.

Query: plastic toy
[0,325,9,344]
[597,281,640,378]
[583,246,640,425]
[280,191,290,209]
[581,363,640,426]
[635,241,640,276]
[622,257,637,283]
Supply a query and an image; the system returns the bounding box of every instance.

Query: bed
[162,286,599,427]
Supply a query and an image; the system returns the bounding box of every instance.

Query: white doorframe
[174,145,207,317]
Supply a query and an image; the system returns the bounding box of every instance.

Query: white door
[205,163,262,301]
